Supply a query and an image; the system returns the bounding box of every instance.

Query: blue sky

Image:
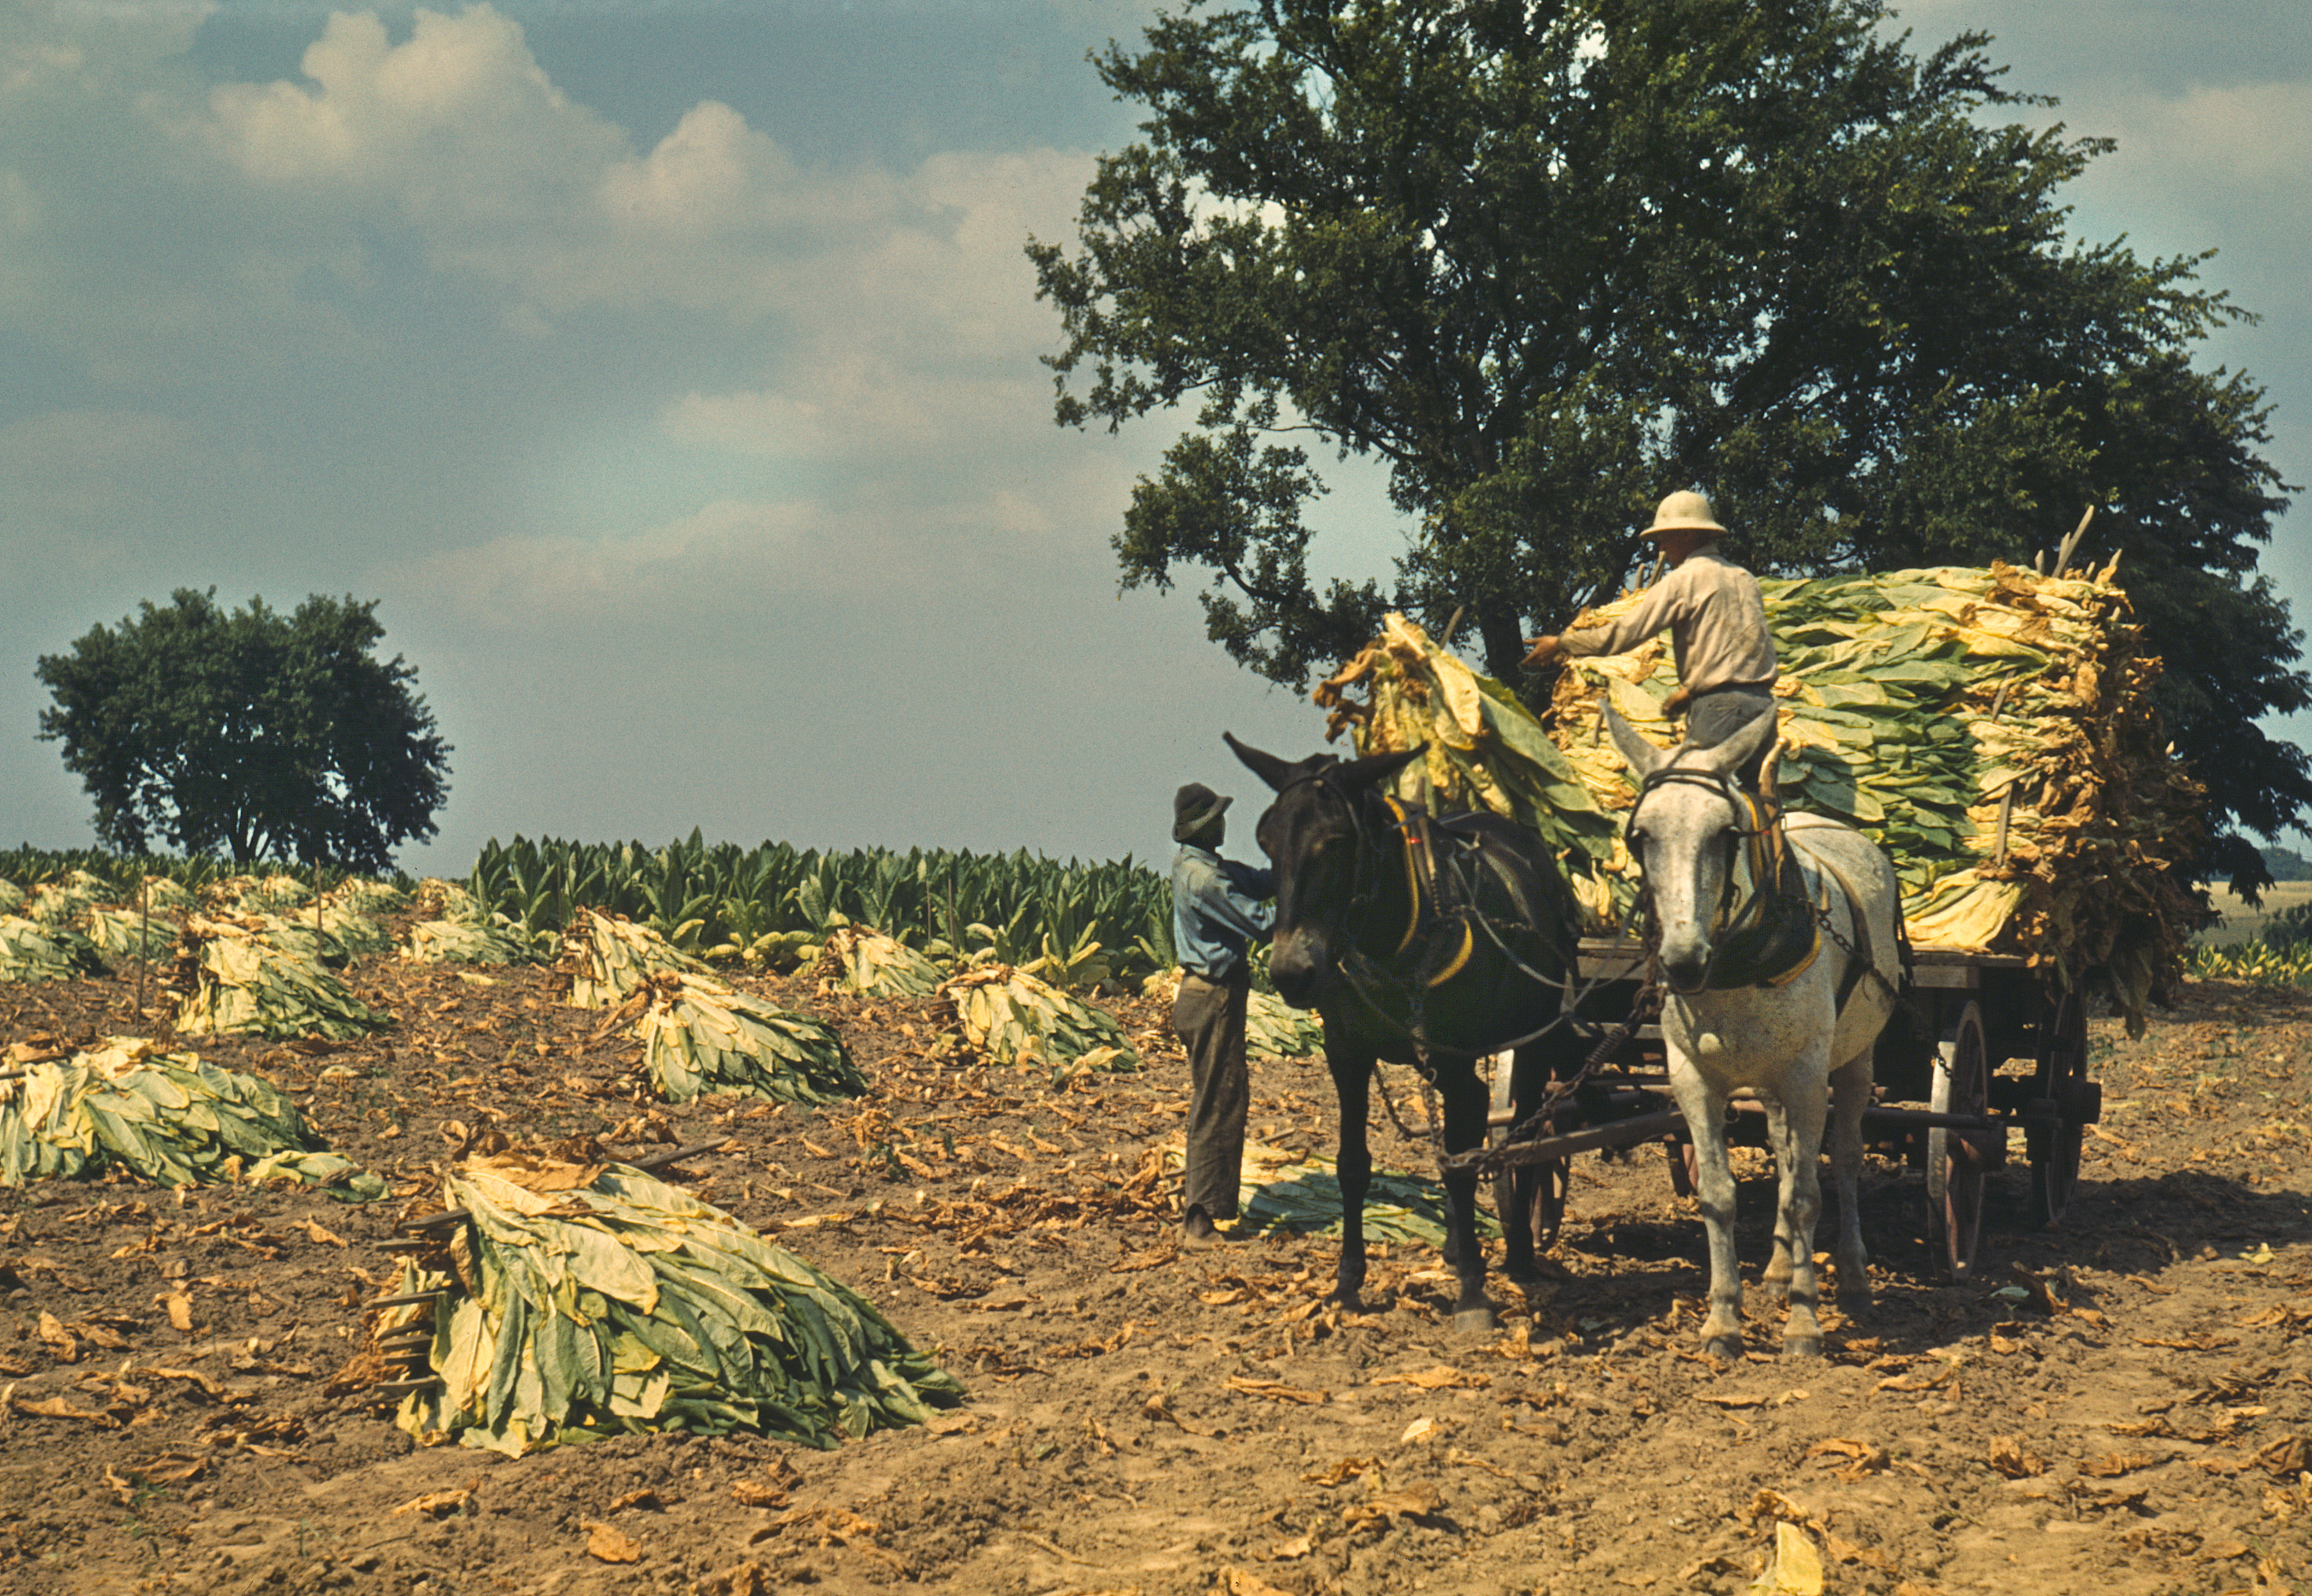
[3,0,2306,871]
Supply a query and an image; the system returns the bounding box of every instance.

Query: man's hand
[1522,635,1562,668]
[1663,685,1694,718]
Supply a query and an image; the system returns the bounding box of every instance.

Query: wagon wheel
[2028,993,2092,1228]
[1487,1052,1570,1248]
[1926,1001,1990,1284]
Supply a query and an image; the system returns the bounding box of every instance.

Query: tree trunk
[1473,605,1529,699]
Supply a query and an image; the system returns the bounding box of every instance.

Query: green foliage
[35,589,452,873]
[1030,0,2303,890]
[0,847,238,902]
[2260,902,2312,951]
[475,832,1176,988]
[2263,848,2312,884]
[2190,929,2312,986]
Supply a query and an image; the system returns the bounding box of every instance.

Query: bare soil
[0,942,2307,1596]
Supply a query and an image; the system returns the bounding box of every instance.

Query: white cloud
[379,497,816,628]
[205,7,619,201]
[2076,80,2312,236]
[184,2,1100,368]
[662,358,1044,462]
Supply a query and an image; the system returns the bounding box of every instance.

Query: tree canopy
[1029,0,2306,890]
[36,590,451,872]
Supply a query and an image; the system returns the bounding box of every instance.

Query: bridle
[1624,764,1792,956]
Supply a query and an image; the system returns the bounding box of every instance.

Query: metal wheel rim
[1927,1000,1989,1283]
[2030,993,2088,1226]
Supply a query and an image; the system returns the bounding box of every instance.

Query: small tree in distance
[36,589,451,873]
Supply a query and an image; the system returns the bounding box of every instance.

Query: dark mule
[1226,733,1586,1330]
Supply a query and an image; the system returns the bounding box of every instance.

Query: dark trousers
[1686,686,1777,788]
[1173,967,1251,1223]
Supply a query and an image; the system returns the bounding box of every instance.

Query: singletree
[36,589,451,872]
[1030,0,2306,890]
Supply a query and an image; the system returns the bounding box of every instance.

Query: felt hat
[1642,489,1728,539]
[1172,783,1232,842]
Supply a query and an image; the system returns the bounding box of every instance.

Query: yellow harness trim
[1381,795,1423,955]
[1428,920,1476,988]
[1379,794,1475,985]
[1712,790,1822,989]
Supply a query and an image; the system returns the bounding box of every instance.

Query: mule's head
[1606,704,1779,996]
[1224,731,1424,1009]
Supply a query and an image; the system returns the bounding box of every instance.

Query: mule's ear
[1689,705,1779,781]
[1223,731,1333,792]
[1604,701,1670,783]
[1334,742,1425,789]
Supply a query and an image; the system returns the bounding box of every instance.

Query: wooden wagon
[1486,937,2103,1283]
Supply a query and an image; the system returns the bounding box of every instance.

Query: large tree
[36,589,451,872]
[1029,0,2306,890]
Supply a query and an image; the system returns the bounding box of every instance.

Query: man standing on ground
[1522,489,1779,787]
[1169,782,1276,1246]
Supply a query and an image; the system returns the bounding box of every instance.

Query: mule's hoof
[1452,1306,1499,1335]
[1703,1335,1743,1362]
[1504,1257,1570,1289]
[1782,1334,1825,1359]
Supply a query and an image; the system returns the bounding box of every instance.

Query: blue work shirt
[1171,843,1276,979]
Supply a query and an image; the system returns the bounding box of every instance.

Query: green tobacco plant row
[467,831,1179,986]
[2191,903,2312,985]
[8,833,1209,993]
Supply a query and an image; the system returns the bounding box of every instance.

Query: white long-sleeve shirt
[1559,547,1777,692]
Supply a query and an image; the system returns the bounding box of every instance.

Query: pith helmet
[1172,783,1232,842]
[1642,489,1727,539]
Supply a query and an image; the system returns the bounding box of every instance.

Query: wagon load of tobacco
[1319,559,2203,1030]
[0,1036,385,1198]
[376,1152,964,1456]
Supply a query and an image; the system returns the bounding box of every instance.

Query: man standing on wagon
[1521,489,1779,788]
[1169,783,1276,1247]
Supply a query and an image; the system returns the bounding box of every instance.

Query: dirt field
[1,935,2307,1596]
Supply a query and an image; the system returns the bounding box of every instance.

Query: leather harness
[1630,771,1874,1009]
